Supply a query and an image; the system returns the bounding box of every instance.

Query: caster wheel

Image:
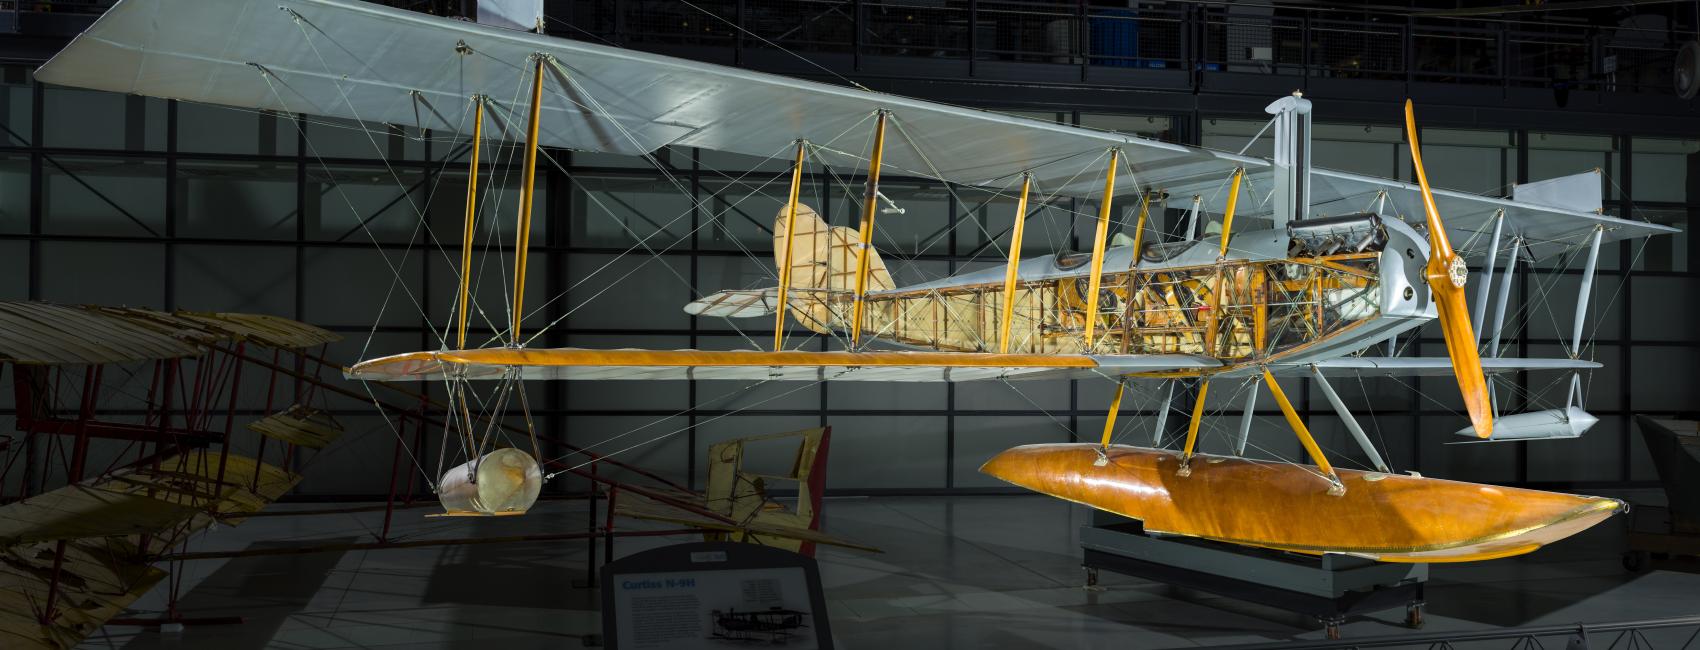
[1623,550,1649,572]
[1405,603,1425,629]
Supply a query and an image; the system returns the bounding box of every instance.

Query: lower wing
[1273,357,1599,377]
[345,348,1220,382]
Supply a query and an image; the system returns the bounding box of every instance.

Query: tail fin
[774,204,893,335]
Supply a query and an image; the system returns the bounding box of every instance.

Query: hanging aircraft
[35,0,1679,563]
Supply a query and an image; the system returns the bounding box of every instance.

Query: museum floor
[79,491,1699,649]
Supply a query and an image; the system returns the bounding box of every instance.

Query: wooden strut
[1118,192,1153,354]
[1203,168,1244,356]
[773,140,807,351]
[1098,381,1126,449]
[510,54,546,345]
[454,97,487,464]
[1178,379,1210,474]
[457,96,484,350]
[850,110,889,347]
[997,173,1032,354]
[1261,367,1344,494]
[1218,168,1244,258]
[1082,148,1120,349]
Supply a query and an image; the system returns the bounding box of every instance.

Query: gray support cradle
[1309,365,1391,473]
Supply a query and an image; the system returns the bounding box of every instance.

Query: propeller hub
[1447,256,1468,288]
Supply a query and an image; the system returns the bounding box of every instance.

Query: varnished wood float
[981,443,1621,563]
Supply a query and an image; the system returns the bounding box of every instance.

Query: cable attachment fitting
[1326,477,1347,497]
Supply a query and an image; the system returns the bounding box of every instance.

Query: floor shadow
[113,538,355,650]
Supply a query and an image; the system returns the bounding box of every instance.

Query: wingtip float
[981,443,1621,563]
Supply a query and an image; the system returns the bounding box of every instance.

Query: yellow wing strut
[1082,149,1120,349]
[1219,167,1244,258]
[997,173,1032,354]
[510,54,546,345]
[1098,381,1126,449]
[850,110,889,348]
[1180,379,1210,464]
[1262,368,1344,493]
[456,96,484,350]
[1128,192,1151,265]
[773,140,807,351]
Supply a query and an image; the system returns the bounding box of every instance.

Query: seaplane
[37,0,1678,563]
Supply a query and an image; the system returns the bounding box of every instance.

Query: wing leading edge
[345,348,1219,382]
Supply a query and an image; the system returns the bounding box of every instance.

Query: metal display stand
[1081,511,1427,639]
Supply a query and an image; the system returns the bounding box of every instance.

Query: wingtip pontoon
[982,443,1622,563]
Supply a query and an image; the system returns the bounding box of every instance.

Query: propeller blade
[1405,100,1493,438]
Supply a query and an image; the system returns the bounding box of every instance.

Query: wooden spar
[850,111,889,347]
[1098,381,1126,448]
[1218,168,1244,258]
[1261,368,1341,489]
[1252,265,1268,356]
[997,173,1033,354]
[773,140,807,351]
[457,96,484,350]
[510,54,546,345]
[1118,192,1152,354]
[1180,379,1210,462]
[1082,149,1120,349]
[1203,169,1244,355]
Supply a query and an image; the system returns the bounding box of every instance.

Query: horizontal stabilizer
[684,289,778,318]
[346,347,1218,382]
[1453,406,1599,441]
[1288,357,1600,377]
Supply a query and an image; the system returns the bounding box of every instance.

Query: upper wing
[344,348,1219,382]
[42,0,1671,255]
[35,0,1255,199]
[1158,166,1676,261]
[1308,168,1676,261]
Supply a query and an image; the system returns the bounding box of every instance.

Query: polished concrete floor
[80,491,1700,649]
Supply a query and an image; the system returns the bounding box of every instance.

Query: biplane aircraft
[36,0,1678,565]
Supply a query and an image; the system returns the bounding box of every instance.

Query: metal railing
[553,1,1694,95]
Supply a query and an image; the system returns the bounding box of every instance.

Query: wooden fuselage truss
[777,212,1430,377]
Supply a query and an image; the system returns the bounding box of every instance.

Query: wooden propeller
[1404,100,1493,439]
